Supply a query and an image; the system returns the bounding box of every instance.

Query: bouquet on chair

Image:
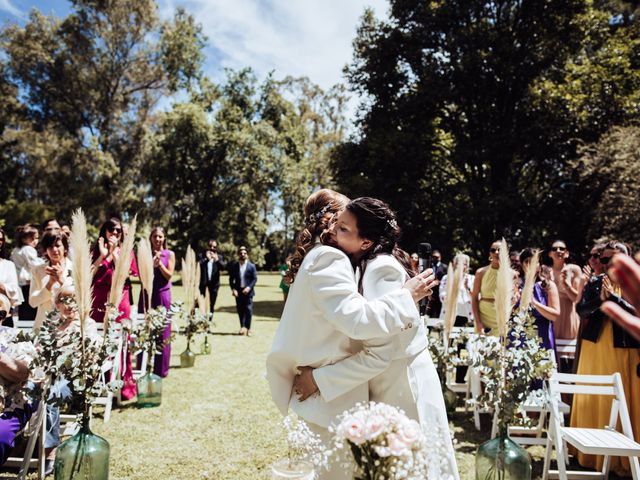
[331,402,454,480]
[127,304,176,375]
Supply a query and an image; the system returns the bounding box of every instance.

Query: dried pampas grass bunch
[137,237,154,312]
[181,246,198,314]
[70,209,93,330]
[108,216,137,309]
[519,250,540,312]
[443,258,464,339]
[494,239,513,338]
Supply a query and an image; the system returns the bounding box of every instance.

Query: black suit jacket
[229,261,257,298]
[199,255,226,294]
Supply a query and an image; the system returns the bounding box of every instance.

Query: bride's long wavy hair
[285,189,349,284]
[346,197,414,293]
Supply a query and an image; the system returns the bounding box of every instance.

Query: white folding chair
[466,333,496,430]
[129,313,148,381]
[3,400,47,480]
[543,372,640,480]
[445,326,475,412]
[14,318,35,332]
[91,322,124,420]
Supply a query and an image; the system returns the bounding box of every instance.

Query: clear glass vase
[476,432,532,480]
[441,381,458,415]
[54,416,109,480]
[180,345,196,368]
[137,371,162,408]
[271,458,315,480]
[200,336,212,355]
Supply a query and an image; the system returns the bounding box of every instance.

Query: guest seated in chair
[0,293,36,465]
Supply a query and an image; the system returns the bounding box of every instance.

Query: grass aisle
[43,273,558,479]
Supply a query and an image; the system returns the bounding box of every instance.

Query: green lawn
[11,273,598,479]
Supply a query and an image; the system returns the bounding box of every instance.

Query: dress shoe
[247,330,253,337]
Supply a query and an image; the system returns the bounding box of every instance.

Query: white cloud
[158,0,388,90]
[0,0,21,17]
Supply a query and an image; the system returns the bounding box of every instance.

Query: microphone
[418,243,432,316]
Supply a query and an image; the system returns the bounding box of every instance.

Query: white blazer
[266,244,418,428]
[312,255,427,402]
[29,260,74,331]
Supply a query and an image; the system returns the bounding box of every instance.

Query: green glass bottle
[200,336,212,355]
[137,372,162,408]
[476,432,532,480]
[55,415,109,480]
[180,344,196,368]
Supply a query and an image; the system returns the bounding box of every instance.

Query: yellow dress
[570,319,640,476]
[479,266,498,332]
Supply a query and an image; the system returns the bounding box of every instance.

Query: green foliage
[0,0,206,223]
[572,124,640,251]
[334,0,640,258]
[146,70,346,264]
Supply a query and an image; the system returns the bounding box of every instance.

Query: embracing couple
[266,189,458,479]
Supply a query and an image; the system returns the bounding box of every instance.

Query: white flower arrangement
[280,414,330,472]
[469,309,555,432]
[330,401,455,480]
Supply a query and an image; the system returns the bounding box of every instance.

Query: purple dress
[532,282,556,351]
[138,249,172,377]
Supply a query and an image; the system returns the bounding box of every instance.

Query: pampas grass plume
[137,237,154,312]
[444,257,464,338]
[70,209,93,335]
[519,250,540,312]
[108,216,137,308]
[181,246,198,314]
[495,239,513,337]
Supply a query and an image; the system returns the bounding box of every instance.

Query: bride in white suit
[266,189,437,480]
[294,197,459,479]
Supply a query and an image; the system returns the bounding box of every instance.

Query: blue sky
[0,0,388,93]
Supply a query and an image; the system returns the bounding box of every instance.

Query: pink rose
[386,433,411,457]
[365,415,385,440]
[344,417,366,445]
[397,419,421,447]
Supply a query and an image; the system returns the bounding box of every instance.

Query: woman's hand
[404,269,437,303]
[600,276,614,302]
[98,237,109,258]
[293,366,319,401]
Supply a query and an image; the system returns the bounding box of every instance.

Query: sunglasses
[551,246,567,252]
[589,253,600,259]
[599,256,612,265]
[108,227,122,234]
[490,248,499,254]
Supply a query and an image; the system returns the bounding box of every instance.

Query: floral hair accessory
[305,205,332,226]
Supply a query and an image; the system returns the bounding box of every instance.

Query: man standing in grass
[229,246,257,336]
[199,239,225,317]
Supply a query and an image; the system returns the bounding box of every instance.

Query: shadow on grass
[216,300,284,320]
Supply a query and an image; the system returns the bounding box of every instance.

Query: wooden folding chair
[543,372,640,480]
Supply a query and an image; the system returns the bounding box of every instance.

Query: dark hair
[41,218,59,232]
[149,227,167,250]
[346,197,414,292]
[93,218,122,259]
[286,189,349,284]
[0,228,6,259]
[519,248,536,265]
[15,224,38,247]
[40,232,69,259]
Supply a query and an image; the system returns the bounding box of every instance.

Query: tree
[333,1,640,259]
[572,125,640,251]
[0,1,205,224]
[146,70,346,265]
